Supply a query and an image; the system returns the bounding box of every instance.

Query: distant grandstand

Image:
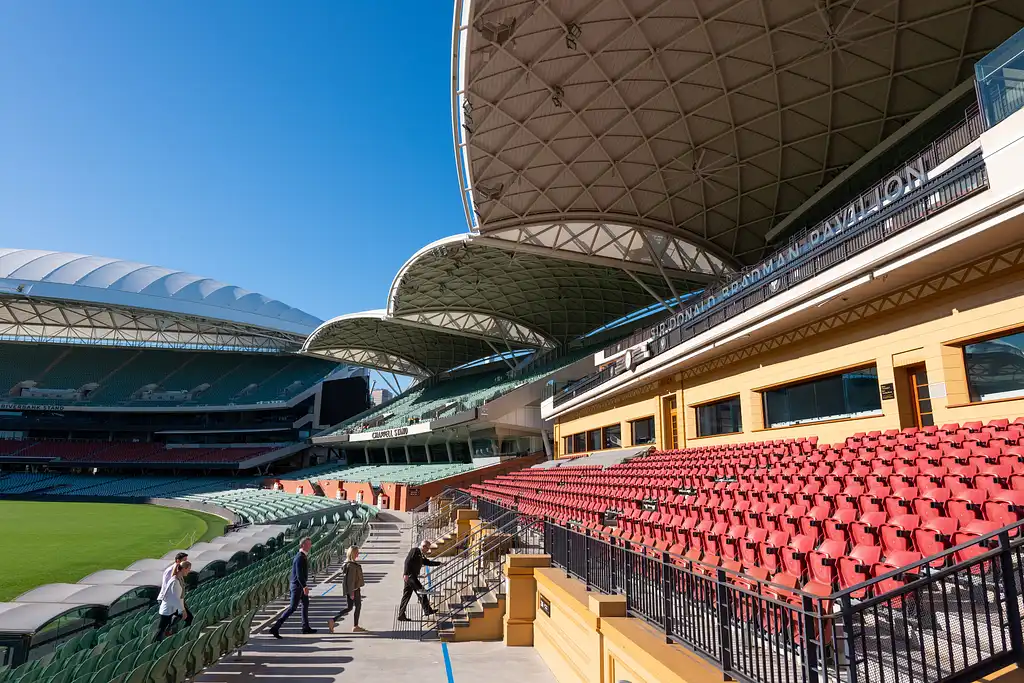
[0,250,367,477]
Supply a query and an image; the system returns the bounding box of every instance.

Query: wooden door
[908,365,935,428]
[662,395,679,450]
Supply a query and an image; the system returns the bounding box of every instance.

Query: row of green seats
[0,513,372,683]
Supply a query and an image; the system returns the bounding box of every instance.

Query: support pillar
[503,554,551,646]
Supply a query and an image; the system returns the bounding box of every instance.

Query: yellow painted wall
[555,377,683,457]
[525,567,724,683]
[557,253,1024,448]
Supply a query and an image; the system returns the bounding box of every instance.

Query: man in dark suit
[397,539,443,621]
[270,537,317,638]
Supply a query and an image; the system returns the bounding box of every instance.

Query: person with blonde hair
[153,560,191,641]
[328,545,366,633]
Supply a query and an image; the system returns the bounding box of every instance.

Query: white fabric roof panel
[0,249,322,336]
[455,0,1024,264]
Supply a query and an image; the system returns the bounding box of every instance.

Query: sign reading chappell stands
[348,422,432,442]
[650,156,930,341]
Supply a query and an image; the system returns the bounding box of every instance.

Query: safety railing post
[662,552,672,643]
[585,530,591,591]
[716,568,732,673]
[802,595,821,683]
[998,531,1024,662]
[840,595,858,683]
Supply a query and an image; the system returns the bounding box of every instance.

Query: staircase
[413,507,544,642]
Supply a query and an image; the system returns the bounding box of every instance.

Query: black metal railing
[468,492,1024,683]
[412,496,461,544]
[416,508,544,639]
[561,520,1023,683]
[554,116,989,409]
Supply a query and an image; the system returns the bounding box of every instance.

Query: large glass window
[602,424,622,450]
[631,416,656,445]
[586,429,601,451]
[763,367,882,428]
[965,331,1024,402]
[562,436,574,455]
[572,432,586,453]
[697,396,742,437]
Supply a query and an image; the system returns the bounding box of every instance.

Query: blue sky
[0,1,464,323]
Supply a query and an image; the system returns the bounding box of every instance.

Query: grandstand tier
[0,343,338,407]
[469,419,1024,598]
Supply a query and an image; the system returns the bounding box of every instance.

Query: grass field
[0,500,227,601]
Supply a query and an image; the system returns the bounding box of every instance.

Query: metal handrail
[418,509,543,639]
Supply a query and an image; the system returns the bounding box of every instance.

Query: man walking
[397,539,443,621]
[270,537,317,638]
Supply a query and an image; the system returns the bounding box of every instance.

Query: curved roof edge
[301,309,530,377]
[302,310,431,377]
[0,249,321,337]
[386,234,470,317]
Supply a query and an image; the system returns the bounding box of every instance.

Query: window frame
[602,423,622,450]
[629,415,656,445]
[960,328,1024,404]
[694,394,743,438]
[760,364,883,429]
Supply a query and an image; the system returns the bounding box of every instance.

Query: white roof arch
[301,309,525,377]
[386,232,710,344]
[0,249,321,337]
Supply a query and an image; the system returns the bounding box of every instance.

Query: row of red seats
[471,419,1024,600]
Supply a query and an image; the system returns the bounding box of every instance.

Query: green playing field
[0,500,227,601]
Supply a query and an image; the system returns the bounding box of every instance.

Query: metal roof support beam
[622,269,673,315]
[485,339,517,370]
[380,372,401,396]
[639,230,682,307]
[388,310,547,348]
[470,235,716,285]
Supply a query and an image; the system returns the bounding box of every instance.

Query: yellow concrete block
[506,554,552,568]
[456,508,479,521]
[588,594,627,618]
[503,617,535,646]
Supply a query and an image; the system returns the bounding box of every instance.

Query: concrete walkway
[196,512,556,683]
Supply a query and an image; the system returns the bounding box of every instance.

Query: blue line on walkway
[320,585,336,597]
[441,642,455,683]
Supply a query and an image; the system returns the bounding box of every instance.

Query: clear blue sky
[0,1,465,323]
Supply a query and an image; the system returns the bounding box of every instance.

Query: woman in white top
[153,560,191,642]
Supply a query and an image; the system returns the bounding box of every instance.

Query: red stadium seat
[880,514,921,554]
[912,517,959,566]
[913,487,951,520]
[838,545,884,596]
[850,512,887,547]
[983,490,1024,529]
[947,488,988,524]
[808,539,847,587]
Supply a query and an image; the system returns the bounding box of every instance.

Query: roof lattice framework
[453,0,1024,264]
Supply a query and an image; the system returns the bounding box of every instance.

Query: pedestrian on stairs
[269,537,317,638]
[397,539,442,621]
[328,545,366,633]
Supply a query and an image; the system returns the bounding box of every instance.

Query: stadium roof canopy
[0,249,322,352]
[452,0,1024,265]
[388,232,718,343]
[303,229,727,376]
[302,309,516,377]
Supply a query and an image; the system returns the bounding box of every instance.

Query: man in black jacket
[270,537,317,638]
[397,539,443,621]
